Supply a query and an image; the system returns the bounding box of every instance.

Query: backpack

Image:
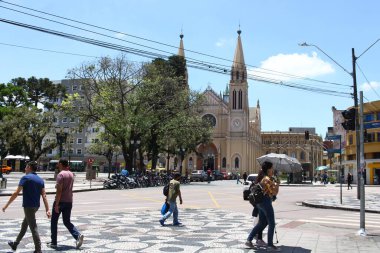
[163,183,170,196]
[248,183,264,206]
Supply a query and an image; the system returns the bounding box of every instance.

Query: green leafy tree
[0,107,57,161]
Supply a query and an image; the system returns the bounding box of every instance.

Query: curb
[302,201,380,214]
[0,187,105,197]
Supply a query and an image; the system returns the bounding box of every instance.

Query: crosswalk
[297,212,380,229]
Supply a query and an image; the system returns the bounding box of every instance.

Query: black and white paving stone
[0,208,259,252]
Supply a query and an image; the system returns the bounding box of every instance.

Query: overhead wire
[0,17,352,98]
[355,62,380,99]
[0,0,351,89]
[0,42,99,58]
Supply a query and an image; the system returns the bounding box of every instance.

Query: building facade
[262,128,324,180]
[343,100,380,185]
[178,30,263,175]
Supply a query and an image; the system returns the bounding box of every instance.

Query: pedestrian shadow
[245,246,312,252]
[52,245,77,251]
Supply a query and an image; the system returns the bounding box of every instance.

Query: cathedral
[179,30,263,175]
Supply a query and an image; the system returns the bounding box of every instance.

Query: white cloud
[115,33,126,39]
[215,38,234,48]
[249,52,335,81]
[216,38,227,47]
[361,81,380,92]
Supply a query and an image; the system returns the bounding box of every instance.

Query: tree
[87,131,121,178]
[11,76,66,109]
[0,77,65,160]
[0,107,57,161]
[62,54,212,173]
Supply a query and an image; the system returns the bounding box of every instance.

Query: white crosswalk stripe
[298,212,380,228]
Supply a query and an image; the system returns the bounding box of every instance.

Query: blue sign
[326,135,341,141]
[364,122,380,129]
[327,148,341,154]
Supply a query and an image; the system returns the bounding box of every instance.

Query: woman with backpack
[245,161,280,252]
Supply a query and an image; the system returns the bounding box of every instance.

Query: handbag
[248,183,264,206]
[160,202,170,215]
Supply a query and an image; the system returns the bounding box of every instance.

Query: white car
[243,173,258,200]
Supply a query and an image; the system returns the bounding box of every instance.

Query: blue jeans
[247,196,276,246]
[162,201,179,224]
[51,201,81,244]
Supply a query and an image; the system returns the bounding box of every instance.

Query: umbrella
[315,166,328,171]
[257,153,303,173]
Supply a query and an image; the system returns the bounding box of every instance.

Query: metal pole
[358,91,367,236]
[340,135,342,204]
[352,48,361,200]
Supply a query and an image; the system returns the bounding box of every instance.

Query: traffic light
[305,130,310,140]
[341,108,356,130]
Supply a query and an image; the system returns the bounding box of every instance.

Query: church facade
[179,30,263,175]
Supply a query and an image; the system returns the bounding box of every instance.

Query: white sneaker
[76,234,84,249]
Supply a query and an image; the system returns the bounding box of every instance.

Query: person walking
[159,173,183,226]
[347,172,353,190]
[2,162,50,253]
[48,159,84,249]
[245,161,281,251]
[207,168,212,183]
[243,172,248,183]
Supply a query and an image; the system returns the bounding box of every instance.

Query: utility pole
[358,91,366,236]
[352,48,361,200]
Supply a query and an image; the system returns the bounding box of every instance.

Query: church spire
[230,29,247,83]
[177,32,188,86]
[178,32,185,57]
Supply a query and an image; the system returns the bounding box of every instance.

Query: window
[234,157,239,168]
[92,127,99,133]
[300,151,305,160]
[62,149,66,154]
[69,149,74,154]
[70,117,75,123]
[236,71,239,80]
[48,149,52,154]
[238,90,243,109]
[69,138,74,144]
[377,112,380,121]
[53,117,58,123]
[92,138,99,143]
[232,90,237,109]
[77,149,82,155]
[367,133,375,142]
[77,138,82,144]
[72,85,77,91]
[62,117,67,123]
[202,114,216,127]
[377,133,380,142]
[222,157,226,168]
[349,135,353,145]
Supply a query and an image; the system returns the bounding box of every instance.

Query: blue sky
[1,0,380,136]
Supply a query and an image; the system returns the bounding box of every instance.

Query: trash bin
[0,178,7,189]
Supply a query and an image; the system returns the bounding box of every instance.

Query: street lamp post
[178,147,185,176]
[130,139,141,174]
[55,127,68,179]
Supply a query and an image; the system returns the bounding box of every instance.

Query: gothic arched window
[234,157,239,168]
[232,90,237,109]
[300,151,305,160]
[238,90,243,109]
[222,157,226,168]
[236,71,239,80]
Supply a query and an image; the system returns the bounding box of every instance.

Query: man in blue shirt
[2,162,50,253]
